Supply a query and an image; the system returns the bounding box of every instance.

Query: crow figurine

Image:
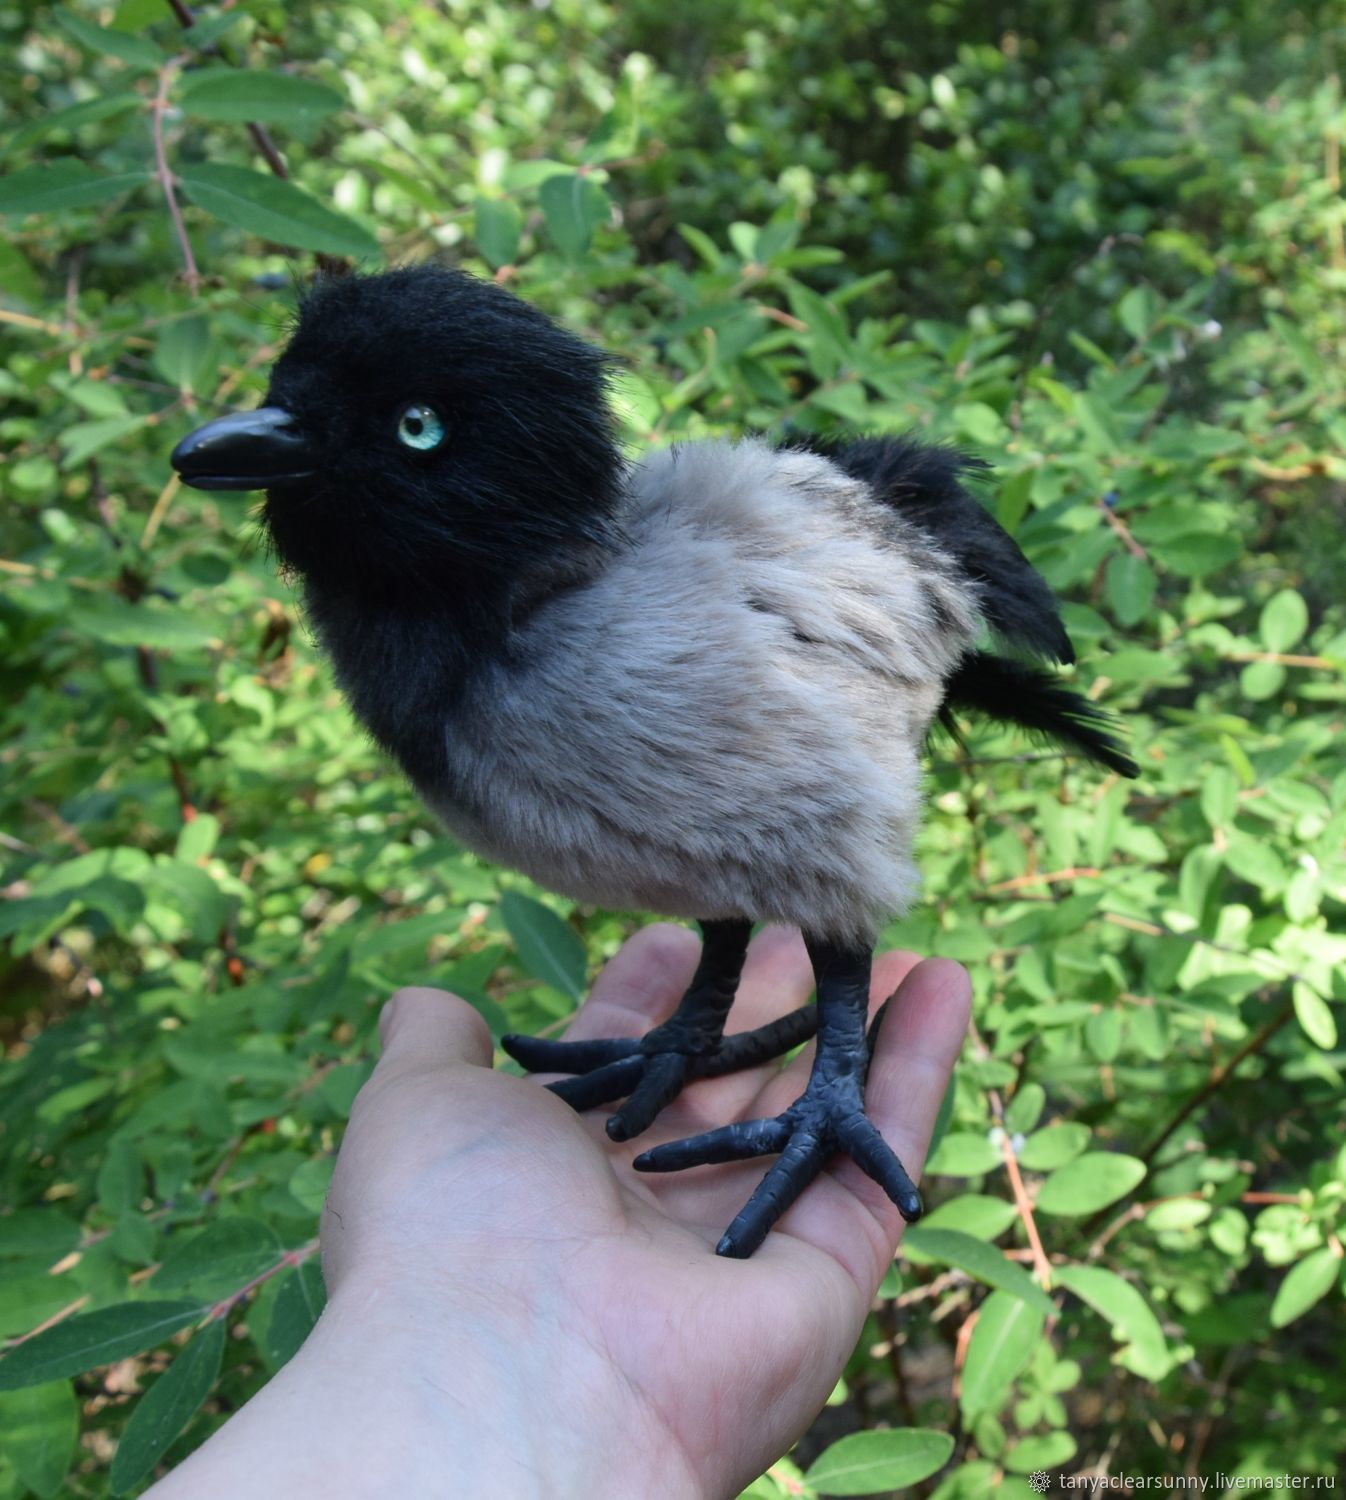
[171,265,1137,1258]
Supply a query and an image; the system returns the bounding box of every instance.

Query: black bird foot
[501,1004,819,1142]
[632,1072,922,1259]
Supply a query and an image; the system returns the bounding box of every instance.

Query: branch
[968,1020,1054,1292]
[163,0,289,179]
[1139,994,1295,1169]
[203,1240,319,1323]
[151,63,200,294]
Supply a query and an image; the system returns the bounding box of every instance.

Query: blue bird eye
[396,403,446,451]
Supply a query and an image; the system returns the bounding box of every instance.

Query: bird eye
[396,403,446,451]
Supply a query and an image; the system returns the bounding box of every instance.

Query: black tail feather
[941,651,1139,778]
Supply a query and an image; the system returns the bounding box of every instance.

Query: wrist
[332,1273,700,1498]
[150,1270,702,1500]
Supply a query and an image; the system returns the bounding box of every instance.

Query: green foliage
[2,0,1345,1493]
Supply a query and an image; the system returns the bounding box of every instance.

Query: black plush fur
[942,652,1139,777]
[260,266,623,600]
[812,436,1076,665]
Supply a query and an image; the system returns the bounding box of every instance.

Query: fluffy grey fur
[418,438,981,944]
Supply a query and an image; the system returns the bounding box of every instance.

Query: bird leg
[632,935,922,1258]
[501,919,819,1142]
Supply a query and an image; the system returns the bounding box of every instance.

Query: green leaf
[178,69,346,127]
[4,94,143,154]
[66,594,220,650]
[0,161,148,216]
[1085,1008,1122,1062]
[1035,1153,1146,1217]
[1200,767,1238,829]
[1017,1123,1090,1172]
[58,415,150,468]
[53,6,165,67]
[1105,553,1156,627]
[805,1429,955,1496]
[1260,589,1309,653]
[264,1261,325,1369]
[288,1156,335,1213]
[1003,1083,1044,1136]
[953,402,1006,448]
[96,1140,142,1218]
[0,1213,81,1267]
[474,196,522,269]
[920,1194,1019,1241]
[109,1321,225,1495]
[903,1227,1054,1314]
[960,1290,1045,1418]
[1118,284,1157,342]
[538,172,609,260]
[925,1131,1001,1177]
[0,1302,202,1390]
[1003,1431,1078,1473]
[1146,1198,1211,1231]
[175,813,222,865]
[1270,1247,1342,1328]
[1055,1265,1173,1379]
[1240,659,1286,702]
[500,891,588,1001]
[0,1382,77,1499]
[178,163,378,259]
[1074,393,1122,452]
[927,1076,956,1160]
[0,1277,81,1340]
[36,1076,115,1125]
[153,316,214,395]
[1292,981,1337,1050]
[154,1219,282,1301]
[1161,533,1242,578]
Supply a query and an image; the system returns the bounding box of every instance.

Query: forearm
[147,1278,701,1500]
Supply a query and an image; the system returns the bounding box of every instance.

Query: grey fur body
[415,439,982,944]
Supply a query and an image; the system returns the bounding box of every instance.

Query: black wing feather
[942,651,1139,778]
[816,435,1075,665]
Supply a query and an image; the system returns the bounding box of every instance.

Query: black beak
[170,407,316,491]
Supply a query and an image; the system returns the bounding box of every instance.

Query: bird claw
[633,1076,922,1259]
[501,1004,820,1142]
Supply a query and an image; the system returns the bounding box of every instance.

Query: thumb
[375,987,494,1076]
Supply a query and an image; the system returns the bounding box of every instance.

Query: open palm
[323,923,971,1497]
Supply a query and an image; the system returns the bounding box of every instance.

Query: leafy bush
[2,2,1343,1494]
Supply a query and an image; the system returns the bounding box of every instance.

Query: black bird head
[171,265,623,595]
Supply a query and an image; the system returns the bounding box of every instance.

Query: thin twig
[141,474,181,549]
[1139,995,1295,1169]
[1224,650,1341,670]
[1098,499,1148,559]
[968,1021,1054,1291]
[203,1240,319,1323]
[999,1124,1053,1290]
[150,63,200,294]
[163,0,290,178]
[986,866,1102,894]
[0,308,67,336]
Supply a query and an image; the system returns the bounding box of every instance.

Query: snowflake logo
[1028,1473,1053,1495]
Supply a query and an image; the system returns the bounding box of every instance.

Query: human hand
[152,925,969,1500]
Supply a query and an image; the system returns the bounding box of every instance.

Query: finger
[375,986,493,1078]
[767,958,972,1291]
[560,922,702,1042]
